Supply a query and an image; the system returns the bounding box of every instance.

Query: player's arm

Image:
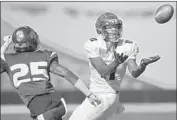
[126,42,143,78]
[0,36,11,74]
[46,50,101,106]
[127,55,160,78]
[84,39,128,78]
[90,57,118,78]
[49,61,101,105]
[46,51,89,92]
[50,61,87,94]
[127,42,160,78]
[127,58,146,78]
[50,61,84,88]
[90,52,128,78]
[1,35,12,60]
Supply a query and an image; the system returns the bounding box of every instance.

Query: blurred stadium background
[1,2,176,120]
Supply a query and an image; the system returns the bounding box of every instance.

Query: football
[155,4,174,24]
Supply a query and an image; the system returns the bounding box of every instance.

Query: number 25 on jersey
[10,61,48,88]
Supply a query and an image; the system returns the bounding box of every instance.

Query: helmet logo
[16,30,25,42]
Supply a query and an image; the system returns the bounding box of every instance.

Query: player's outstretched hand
[141,55,161,66]
[87,91,101,106]
[3,35,12,45]
[1,35,12,55]
[114,51,128,64]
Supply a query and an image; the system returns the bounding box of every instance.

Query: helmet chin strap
[14,42,38,53]
[109,38,119,43]
[15,46,35,53]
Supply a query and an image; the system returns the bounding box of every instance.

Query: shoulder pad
[125,40,133,44]
[90,38,98,42]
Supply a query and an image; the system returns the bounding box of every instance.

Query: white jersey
[84,36,139,93]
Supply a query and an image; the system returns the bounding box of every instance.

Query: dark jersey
[1,50,58,106]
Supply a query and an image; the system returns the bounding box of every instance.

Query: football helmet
[12,26,39,53]
[95,12,123,42]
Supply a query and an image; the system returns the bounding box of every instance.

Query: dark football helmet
[12,26,39,53]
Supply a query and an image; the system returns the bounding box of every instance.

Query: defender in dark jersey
[1,26,101,120]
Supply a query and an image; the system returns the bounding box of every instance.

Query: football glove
[3,35,12,45]
[114,51,128,64]
[87,91,101,106]
[141,55,161,66]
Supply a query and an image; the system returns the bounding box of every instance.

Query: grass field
[1,104,176,120]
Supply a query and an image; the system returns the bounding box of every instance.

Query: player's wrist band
[74,79,89,96]
[86,91,93,98]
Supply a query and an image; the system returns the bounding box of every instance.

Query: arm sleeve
[84,40,99,58]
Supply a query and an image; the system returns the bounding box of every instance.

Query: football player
[69,12,160,120]
[0,26,101,120]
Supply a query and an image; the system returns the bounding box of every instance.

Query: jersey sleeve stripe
[50,51,57,57]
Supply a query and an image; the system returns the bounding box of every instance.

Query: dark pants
[28,92,66,120]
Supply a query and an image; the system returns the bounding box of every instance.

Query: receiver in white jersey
[69,11,159,120]
[68,36,139,120]
[84,35,139,94]
[69,11,140,120]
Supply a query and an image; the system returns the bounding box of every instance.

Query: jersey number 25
[10,61,48,88]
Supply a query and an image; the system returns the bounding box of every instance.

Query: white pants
[69,93,125,120]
